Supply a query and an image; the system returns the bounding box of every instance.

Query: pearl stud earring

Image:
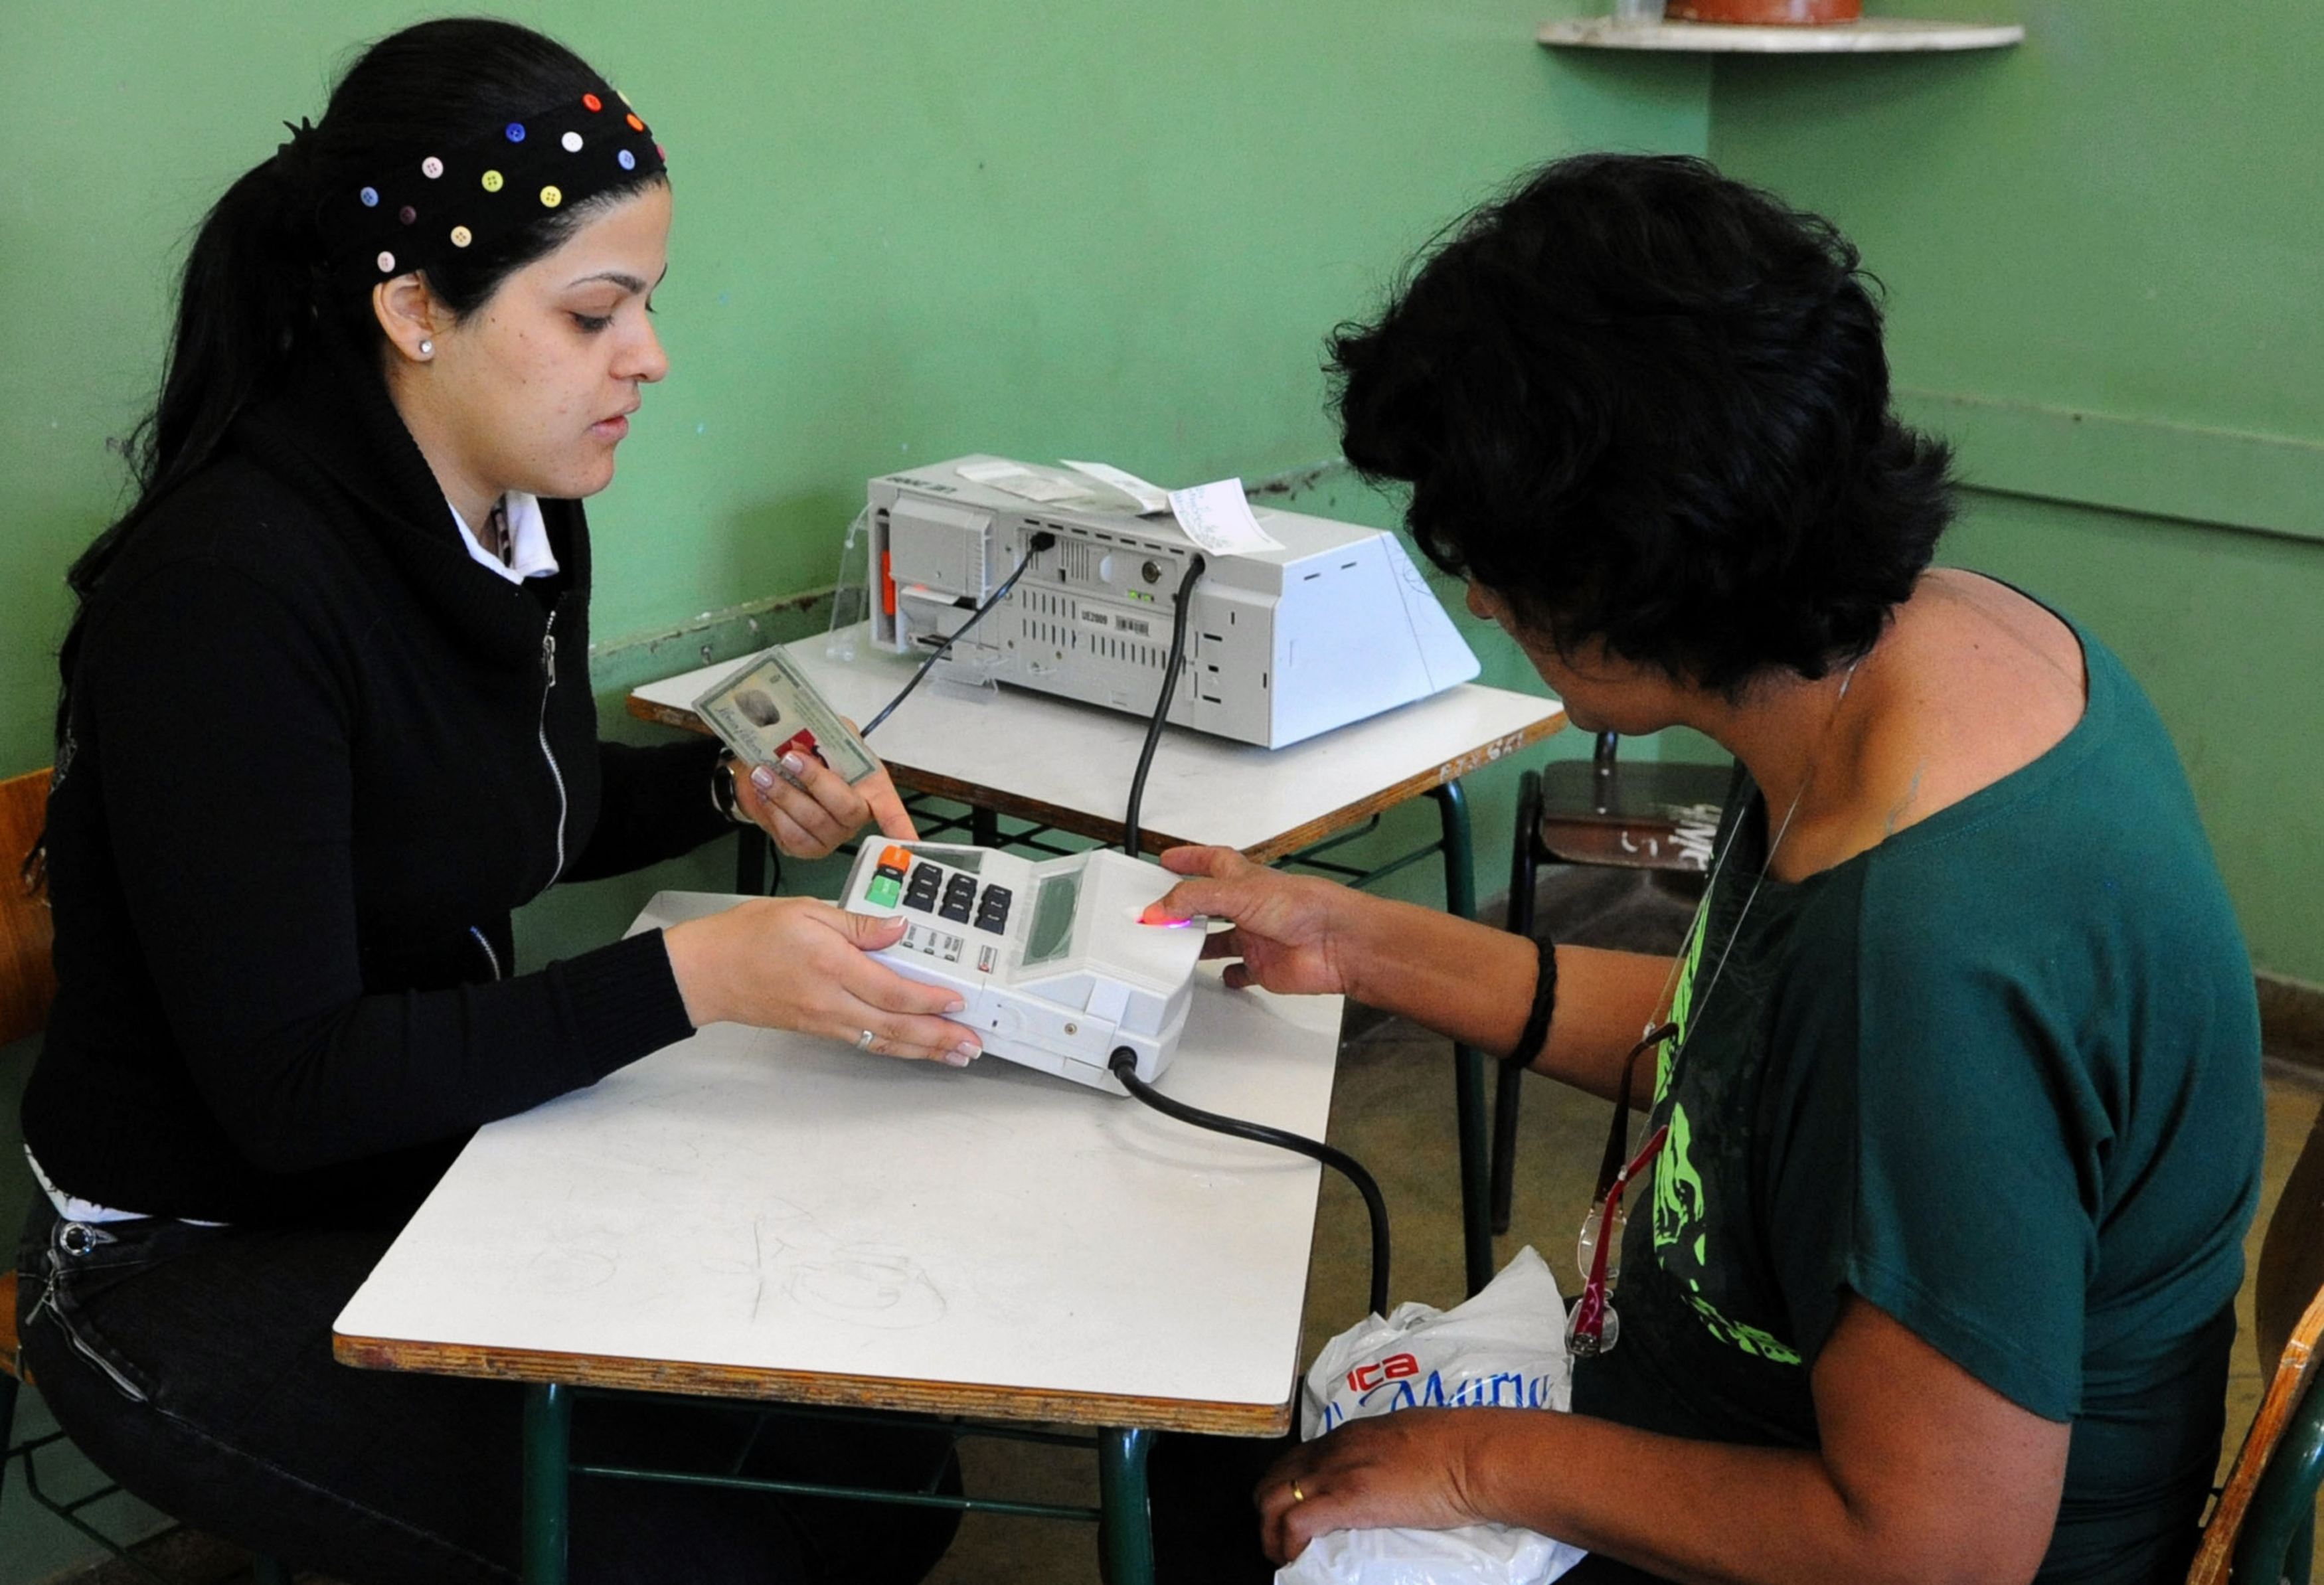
[417,338,434,357]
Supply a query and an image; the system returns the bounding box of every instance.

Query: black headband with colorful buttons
[330,84,665,285]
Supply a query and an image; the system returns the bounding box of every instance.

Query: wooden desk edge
[333,1331,1294,1438]
[625,694,1568,863]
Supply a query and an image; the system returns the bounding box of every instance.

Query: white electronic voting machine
[841,840,1207,1093]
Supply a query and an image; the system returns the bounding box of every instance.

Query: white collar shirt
[448,491,560,584]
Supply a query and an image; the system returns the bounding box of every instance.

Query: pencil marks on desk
[509,1195,651,1297]
[695,1199,950,1331]
[782,1244,947,1330]
[521,1244,619,1295]
[502,1193,950,1333]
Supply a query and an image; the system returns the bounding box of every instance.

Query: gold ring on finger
[1291,1481,1305,1503]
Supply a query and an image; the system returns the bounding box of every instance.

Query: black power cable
[1122,554,1205,857]
[861,535,1054,740]
[1109,1046,1391,1319]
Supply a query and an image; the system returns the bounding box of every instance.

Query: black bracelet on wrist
[1506,936,1558,1071]
[709,748,752,825]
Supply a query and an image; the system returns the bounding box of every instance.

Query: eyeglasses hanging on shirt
[448,493,560,585]
[1563,656,1866,1359]
[484,499,512,567]
[1568,1023,1675,1359]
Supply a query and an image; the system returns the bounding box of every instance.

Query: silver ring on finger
[857,1029,878,1051]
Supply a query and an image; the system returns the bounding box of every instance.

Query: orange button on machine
[879,845,914,872]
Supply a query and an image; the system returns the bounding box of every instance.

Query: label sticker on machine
[1059,459,1175,515]
[955,459,1105,509]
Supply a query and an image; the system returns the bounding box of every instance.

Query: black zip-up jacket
[23,349,730,1227]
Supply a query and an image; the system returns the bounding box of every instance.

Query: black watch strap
[710,749,752,824]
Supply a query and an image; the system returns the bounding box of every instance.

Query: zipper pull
[469,924,504,981]
[542,620,558,687]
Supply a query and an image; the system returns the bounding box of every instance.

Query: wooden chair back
[0,766,56,1046]
[2188,1155,2324,1584]
[1,1270,23,1385]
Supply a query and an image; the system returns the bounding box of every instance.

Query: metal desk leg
[1491,769,1545,1237]
[523,1382,572,1585]
[0,1371,17,1512]
[1427,782,1494,1297]
[1097,1427,1156,1585]
[972,805,999,847]
[734,827,767,895]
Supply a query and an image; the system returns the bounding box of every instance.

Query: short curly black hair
[1329,154,1953,694]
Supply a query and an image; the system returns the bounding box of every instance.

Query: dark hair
[57,18,661,736]
[1329,153,1952,694]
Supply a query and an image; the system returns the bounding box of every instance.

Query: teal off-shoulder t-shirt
[1570,614,2263,1584]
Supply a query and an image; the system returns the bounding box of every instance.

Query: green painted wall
[1708,0,2324,981]
[1,3,1702,980]
[9,0,2312,986]
[2,8,1702,1575]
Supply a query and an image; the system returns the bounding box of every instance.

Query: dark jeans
[1149,1430,1669,1584]
[15,1198,960,1585]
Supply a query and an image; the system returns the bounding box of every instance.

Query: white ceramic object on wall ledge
[1537,17,2025,51]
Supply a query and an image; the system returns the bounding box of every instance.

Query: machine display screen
[904,845,983,874]
[1024,869,1082,966]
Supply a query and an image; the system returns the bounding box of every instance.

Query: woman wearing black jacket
[17,19,975,1583]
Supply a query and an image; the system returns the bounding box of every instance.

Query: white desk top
[629,624,1564,861]
[335,892,1345,1434]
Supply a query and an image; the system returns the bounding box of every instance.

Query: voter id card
[694,649,878,784]
[841,842,1206,1092]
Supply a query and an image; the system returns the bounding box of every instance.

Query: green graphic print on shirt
[1650,881,1804,1368]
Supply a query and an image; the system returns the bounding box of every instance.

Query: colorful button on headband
[327,81,664,285]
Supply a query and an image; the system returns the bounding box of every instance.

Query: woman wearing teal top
[1147,155,2262,1584]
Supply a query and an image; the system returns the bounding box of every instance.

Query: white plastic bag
[1284,1523,1583,1585]
[1277,1245,1588,1585]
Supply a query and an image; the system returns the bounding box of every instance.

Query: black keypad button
[939,874,977,924]
[902,865,941,912]
[973,882,1012,934]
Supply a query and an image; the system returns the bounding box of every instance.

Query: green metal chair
[1495,734,1732,1232]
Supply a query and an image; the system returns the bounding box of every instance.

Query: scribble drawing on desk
[520,1244,618,1295]
[510,1194,651,1295]
[782,1245,947,1329]
[706,1202,949,1330]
